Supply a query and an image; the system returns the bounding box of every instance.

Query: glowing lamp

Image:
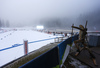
[36,25,44,29]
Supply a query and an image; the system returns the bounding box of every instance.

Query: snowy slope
[0,29,57,67]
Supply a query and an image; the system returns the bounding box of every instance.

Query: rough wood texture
[70,47,100,68]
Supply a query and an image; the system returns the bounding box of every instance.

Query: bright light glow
[36,25,44,29]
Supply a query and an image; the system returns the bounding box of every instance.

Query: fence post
[58,38,59,42]
[54,37,57,43]
[24,40,28,55]
[54,38,56,42]
[61,37,63,41]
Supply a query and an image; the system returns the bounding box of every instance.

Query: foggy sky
[0,0,100,30]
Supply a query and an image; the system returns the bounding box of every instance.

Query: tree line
[0,19,10,28]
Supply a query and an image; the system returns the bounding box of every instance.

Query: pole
[72,24,74,36]
[85,20,88,28]
[70,24,74,52]
[24,40,28,55]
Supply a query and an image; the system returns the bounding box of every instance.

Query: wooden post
[54,38,56,42]
[70,24,74,52]
[58,38,59,42]
[85,20,88,28]
[24,40,28,55]
[72,24,74,36]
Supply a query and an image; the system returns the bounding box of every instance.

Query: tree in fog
[0,19,2,28]
[76,9,100,31]
[1,20,5,27]
[40,18,62,29]
[6,20,10,27]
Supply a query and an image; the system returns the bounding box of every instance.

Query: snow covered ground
[0,28,60,67]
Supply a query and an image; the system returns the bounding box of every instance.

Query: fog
[0,0,100,31]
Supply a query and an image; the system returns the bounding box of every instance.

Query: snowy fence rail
[0,37,59,52]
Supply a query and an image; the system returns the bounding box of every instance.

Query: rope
[0,37,58,52]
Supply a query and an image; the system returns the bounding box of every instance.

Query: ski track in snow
[0,29,58,67]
